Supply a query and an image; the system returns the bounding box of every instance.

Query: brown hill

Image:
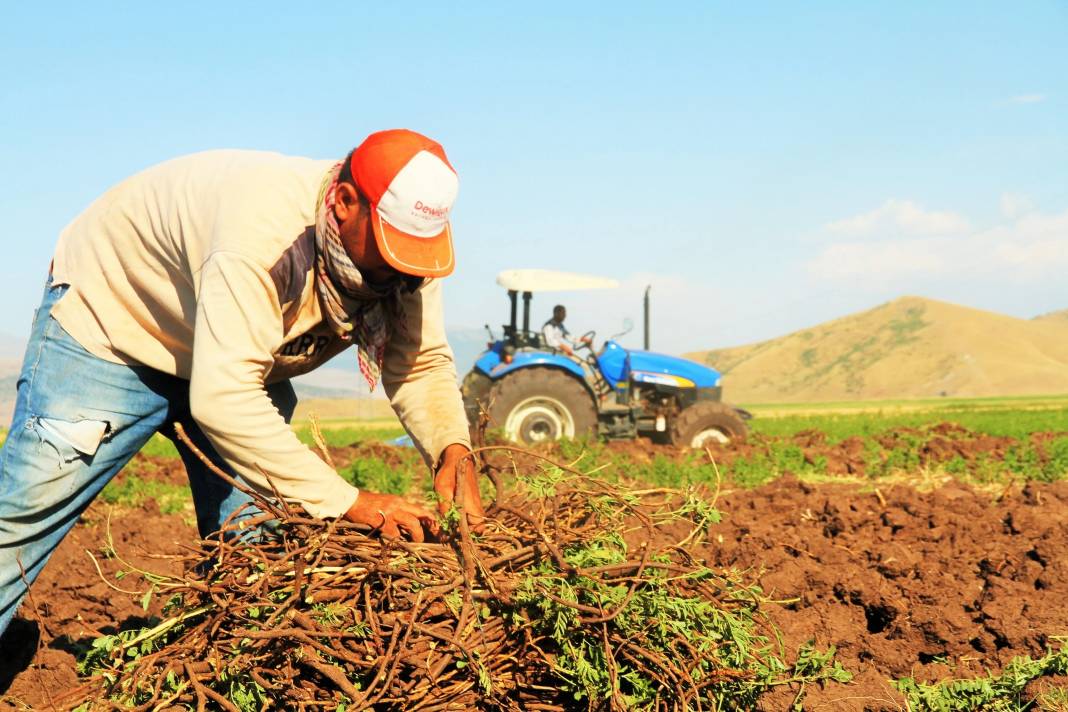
[685,296,1068,403]
[1034,308,1068,325]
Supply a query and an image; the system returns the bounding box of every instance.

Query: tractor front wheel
[671,401,748,448]
[487,368,597,445]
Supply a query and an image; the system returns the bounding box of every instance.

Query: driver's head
[553,305,567,322]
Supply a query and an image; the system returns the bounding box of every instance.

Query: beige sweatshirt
[50,150,471,518]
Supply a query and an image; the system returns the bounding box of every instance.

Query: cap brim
[372,211,455,278]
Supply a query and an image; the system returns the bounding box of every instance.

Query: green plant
[750,403,1068,441]
[340,456,414,496]
[894,639,1068,711]
[99,474,191,514]
[1041,437,1068,481]
[293,425,406,448]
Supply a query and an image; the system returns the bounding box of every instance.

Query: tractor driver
[542,305,591,357]
[0,129,486,642]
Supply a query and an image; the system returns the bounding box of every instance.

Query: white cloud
[1009,94,1047,104]
[808,239,950,279]
[825,199,970,237]
[807,197,1068,284]
[994,238,1067,266]
[1000,192,1035,219]
[983,210,1068,269]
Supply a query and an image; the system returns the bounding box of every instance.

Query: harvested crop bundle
[64,438,848,711]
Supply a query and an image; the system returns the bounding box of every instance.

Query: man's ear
[334,182,360,222]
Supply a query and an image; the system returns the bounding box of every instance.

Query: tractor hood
[628,350,721,389]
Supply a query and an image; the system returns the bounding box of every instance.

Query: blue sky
[1,2,1065,355]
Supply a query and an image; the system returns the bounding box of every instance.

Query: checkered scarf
[314,162,405,390]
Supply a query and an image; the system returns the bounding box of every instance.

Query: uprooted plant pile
[62,437,849,711]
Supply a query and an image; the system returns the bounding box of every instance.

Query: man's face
[555,307,567,322]
[334,182,401,285]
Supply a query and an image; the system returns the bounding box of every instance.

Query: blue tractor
[461,270,750,446]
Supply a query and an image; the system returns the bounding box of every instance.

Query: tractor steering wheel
[576,330,596,352]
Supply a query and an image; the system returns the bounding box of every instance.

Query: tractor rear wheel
[671,401,747,448]
[487,368,597,445]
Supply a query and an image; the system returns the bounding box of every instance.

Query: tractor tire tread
[485,367,597,444]
[671,401,748,447]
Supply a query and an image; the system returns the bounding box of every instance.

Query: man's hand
[561,344,575,356]
[344,490,439,543]
[434,444,486,532]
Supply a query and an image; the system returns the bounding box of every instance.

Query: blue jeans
[0,279,295,637]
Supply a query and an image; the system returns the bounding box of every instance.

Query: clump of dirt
[701,475,1068,710]
[877,426,1015,462]
[558,423,1068,480]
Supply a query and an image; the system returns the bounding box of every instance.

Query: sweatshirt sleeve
[381,278,471,467]
[188,252,360,519]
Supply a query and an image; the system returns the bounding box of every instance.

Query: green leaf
[140,585,155,611]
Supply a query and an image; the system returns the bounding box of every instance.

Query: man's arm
[381,279,484,524]
[542,322,574,356]
[381,279,470,463]
[189,253,358,518]
[189,253,436,538]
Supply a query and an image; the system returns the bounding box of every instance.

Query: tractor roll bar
[522,291,532,335]
[505,290,533,336]
[508,290,518,334]
[505,289,535,346]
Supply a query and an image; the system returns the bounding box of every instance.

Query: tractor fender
[484,351,587,382]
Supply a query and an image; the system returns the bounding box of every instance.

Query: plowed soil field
[2,432,1068,710]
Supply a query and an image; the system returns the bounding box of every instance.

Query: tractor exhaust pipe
[522,291,532,336]
[643,285,651,350]
[508,290,518,336]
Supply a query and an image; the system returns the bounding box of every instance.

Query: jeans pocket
[28,415,109,467]
[0,415,109,514]
[34,417,109,457]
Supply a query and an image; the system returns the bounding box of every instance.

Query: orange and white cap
[351,129,459,278]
